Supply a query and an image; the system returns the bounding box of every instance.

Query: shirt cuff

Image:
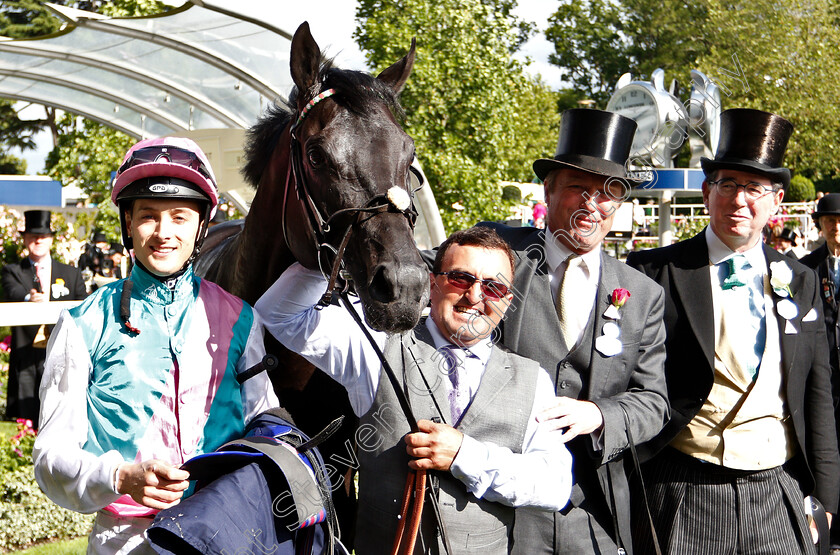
[449,434,486,493]
[590,426,604,452]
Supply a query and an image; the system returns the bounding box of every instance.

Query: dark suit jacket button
[559,380,569,389]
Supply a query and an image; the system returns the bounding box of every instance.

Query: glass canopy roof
[0,1,446,245]
[0,0,296,138]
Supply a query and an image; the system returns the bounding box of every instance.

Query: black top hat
[22,210,53,235]
[533,109,638,182]
[700,108,793,188]
[778,227,798,242]
[92,231,108,243]
[812,193,840,220]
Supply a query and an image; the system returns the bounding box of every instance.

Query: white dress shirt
[544,230,601,348]
[256,263,573,511]
[706,227,771,371]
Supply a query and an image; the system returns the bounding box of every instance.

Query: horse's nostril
[369,265,397,303]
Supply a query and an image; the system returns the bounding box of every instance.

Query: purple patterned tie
[442,345,474,425]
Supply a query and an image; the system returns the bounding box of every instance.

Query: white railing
[0,301,83,327]
[633,201,815,236]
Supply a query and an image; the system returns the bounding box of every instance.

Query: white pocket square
[802,308,818,322]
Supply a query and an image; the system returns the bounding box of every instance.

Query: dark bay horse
[194,22,430,546]
[198,22,429,328]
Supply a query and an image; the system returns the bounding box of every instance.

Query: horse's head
[280,23,429,333]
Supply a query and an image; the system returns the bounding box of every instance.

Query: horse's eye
[307,148,325,168]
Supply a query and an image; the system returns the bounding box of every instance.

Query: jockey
[33,137,279,555]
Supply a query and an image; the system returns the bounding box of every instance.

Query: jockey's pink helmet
[111,137,219,215]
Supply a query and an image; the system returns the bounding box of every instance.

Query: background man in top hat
[482,108,670,554]
[627,109,839,553]
[1,210,86,427]
[800,192,840,550]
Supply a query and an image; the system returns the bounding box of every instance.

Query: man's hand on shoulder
[404,419,463,471]
[116,459,190,510]
[537,397,604,443]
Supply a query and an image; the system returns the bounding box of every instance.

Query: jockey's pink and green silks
[69,264,253,517]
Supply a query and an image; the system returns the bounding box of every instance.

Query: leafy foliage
[787,175,816,202]
[0,421,94,552]
[355,0,559,232]
[44,114,134,205]
[0,0,62,39]
[697,0,840,181]
[545,0,709,106]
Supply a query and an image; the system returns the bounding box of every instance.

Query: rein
[283,87,419,306]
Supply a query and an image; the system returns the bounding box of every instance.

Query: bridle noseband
[283,87,420,306]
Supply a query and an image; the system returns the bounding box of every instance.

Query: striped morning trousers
[632,448,815,555]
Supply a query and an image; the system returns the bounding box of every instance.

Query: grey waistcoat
[555,301,598,398]
[353,322,541,554]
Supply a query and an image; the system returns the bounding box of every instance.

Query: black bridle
[282,87,420,306]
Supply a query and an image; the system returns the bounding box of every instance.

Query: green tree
[697,0,840,181]
[545,0,709,106]
[0,152,26,174]
[0,0,62,38]
[787,175,816,202]
[44,113,134,205]
[355,0,559,232]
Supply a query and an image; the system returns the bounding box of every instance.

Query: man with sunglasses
[481,108,669,555]
[626,109,839,553]
[256,226,572,554]
[33,137,278,554]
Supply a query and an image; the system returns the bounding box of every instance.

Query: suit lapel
[764,246,806,376]
[815,246,838,310]
[21,257,40,295]
[506,230,566,357]
[587,254,620,396]
[671,234,716,369]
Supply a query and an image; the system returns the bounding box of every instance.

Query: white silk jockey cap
[112,136,219,215]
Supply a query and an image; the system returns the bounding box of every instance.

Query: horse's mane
[242,59,403,188]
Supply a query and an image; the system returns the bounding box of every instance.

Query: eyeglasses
[707,178,777,200]
[435,270,511,299]
[118,146,212,180]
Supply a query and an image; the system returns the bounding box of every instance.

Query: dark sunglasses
[119,146,212,180]
[435,270,511,299]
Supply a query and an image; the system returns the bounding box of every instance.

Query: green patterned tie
[722,255,748,290]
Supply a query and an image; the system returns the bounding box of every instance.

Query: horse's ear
[290,22,322,98]
[376,38,415,95]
